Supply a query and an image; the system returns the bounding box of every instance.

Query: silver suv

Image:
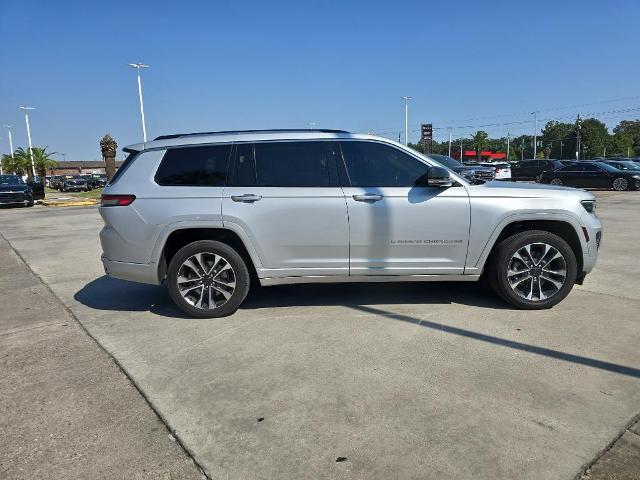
[99,129,602,318]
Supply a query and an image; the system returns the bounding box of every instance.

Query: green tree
[470,130,489,161]
[541,120,574,159]
[613,120,640,156]
[3,148,31,176]
[580,118,609,159]
[30,147,58,177]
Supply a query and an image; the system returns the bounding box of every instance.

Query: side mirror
[425,166,453,188]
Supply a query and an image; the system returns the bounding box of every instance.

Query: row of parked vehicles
[426,155,640,191]
[511,157,640,191]
[47,174,107,192]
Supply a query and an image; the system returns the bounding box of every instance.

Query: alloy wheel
[176,252,236,310]
[550,178,563,185]
[612,177,628,191]
[507,243,567,301]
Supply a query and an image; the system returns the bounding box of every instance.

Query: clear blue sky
[1,0,638,159]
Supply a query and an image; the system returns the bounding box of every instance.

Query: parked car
[510,159,568,182]
[27,175,45,200]
[60,175,90,192]
[99,129,602,317]
[426,154,495,183]
[464,161,511,180]
[54,175,74,190]
[539,161,640,191]
[0,174,34,207]
[89,174,107,189]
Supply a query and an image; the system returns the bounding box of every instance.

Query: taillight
[101,194,136,207]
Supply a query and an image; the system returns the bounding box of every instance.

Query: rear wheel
[612,177,629,191]
[167,240,250,318]
[487,230,577,309]
[550,178,563,186]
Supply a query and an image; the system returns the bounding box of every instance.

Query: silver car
[99,129,602,318]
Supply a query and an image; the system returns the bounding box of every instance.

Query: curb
[41,199,99,207]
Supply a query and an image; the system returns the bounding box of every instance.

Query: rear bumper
[101,256,160,285]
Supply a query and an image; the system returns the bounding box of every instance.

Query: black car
[510,159,568,182]
[88,174,107,189]
[27,175,45,200]
[60,175,90,192]
[0,175,34,207]
[427,154,495,183]
[539,161,640,191]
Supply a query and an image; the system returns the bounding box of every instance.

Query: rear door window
[231,141,339,187]
[155,144,231,186]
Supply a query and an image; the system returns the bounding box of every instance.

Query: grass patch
[75,188,104,199]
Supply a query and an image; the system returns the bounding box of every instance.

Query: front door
[338,140,471,276]
[222,140,349,279]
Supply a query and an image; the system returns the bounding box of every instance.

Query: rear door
[222,141,349,279]
[338,140,470,276]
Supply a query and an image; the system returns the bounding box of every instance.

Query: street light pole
[401,96,411,146]
[128,63,150,142]
[448,131,452,157]
[532,111,538,159]
[506,132,510,161]
[2,125,15,175]
[19,107,36,177]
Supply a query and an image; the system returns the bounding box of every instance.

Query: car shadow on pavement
[74,275,509,320]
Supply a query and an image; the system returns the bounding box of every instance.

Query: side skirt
[260,274,481,287]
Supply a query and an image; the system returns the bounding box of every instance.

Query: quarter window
[339,141,429,187]
[155,145,231,186]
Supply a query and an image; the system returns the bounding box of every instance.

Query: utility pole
[448,131,452,157]
[576,114,581,160]
[2,124,15,175]
[506,132,510,161]
[401,96,411,146]
[560,141,564,159]
[19,107,36,177]
[532,111,538,159]
[128,63,150,142]
[521,138,524,161]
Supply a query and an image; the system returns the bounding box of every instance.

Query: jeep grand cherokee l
[99,129,602,318]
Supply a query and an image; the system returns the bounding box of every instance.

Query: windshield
[605,161,640,171]
[428,154,461,169]
[596,162,626,173]
[0,175,25,185]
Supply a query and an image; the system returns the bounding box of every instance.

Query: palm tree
[30,147,58,177]
[471,130,489,162]
[3,148,31,176]
[100,134,117,181]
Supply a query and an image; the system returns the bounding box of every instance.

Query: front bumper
[0,193,30,204]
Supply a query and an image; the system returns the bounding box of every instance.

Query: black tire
[167,240,250,318]
[487,230,577,310]
[26,198,34,207]
[612,177,629,191]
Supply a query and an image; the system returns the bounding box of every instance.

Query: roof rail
[154,129,350,141]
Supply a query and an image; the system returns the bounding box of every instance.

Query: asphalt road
[1,191,639,480]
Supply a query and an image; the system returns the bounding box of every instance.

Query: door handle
[353,193,383,202]
[231,194,262,203]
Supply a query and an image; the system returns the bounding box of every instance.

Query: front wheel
[487,230,577,309]
[167,240,250,318]
[550,178,563,186]
[612,177,629,191]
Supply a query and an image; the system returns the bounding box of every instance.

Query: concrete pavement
[0,192,639,479]
[0,233,205,480]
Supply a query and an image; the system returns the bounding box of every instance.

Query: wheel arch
[476,217,584,276]
[157,227,260,283]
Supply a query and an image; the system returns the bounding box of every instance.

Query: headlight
[581,200,596,213]
[632,175,640,179]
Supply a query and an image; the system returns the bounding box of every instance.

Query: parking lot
[1,191,639,479]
